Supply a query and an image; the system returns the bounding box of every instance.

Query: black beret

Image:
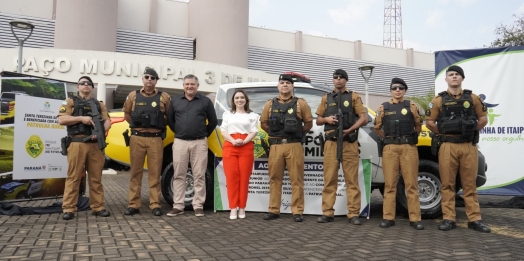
[333,69,348,80]
[278,74,294,83]
[446,65,465,79]
[390,77,407,89]
[78,76,94,88]
[143,67,159,79]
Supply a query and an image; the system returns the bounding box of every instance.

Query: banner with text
[13,95,68,179]
[214,158,372,217]
[434,46,524,195]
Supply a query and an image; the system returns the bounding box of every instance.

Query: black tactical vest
[130,91,165,130]
[67,96,102,136]
[436,90,477,137]
[382,100,415,138]
[268,97,303,138]
[324,91,357,132]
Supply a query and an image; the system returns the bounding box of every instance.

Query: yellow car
[105,79,487,217]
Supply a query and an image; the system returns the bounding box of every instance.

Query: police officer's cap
[78,76,94,88]
[144,67,159,79]
[446,65,465,79]
[390,77,408,90]
[333,69,348,81]
[278,74,294,83]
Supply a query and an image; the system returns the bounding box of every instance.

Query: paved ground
[1,172,523,261]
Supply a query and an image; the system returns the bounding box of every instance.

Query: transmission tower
[383,0,403,49]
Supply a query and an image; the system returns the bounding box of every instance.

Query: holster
[60,136,71,156]
[377,138,384,157]
[318,133,325,156]
[347,132,358,143]
[123,129,131,147]
[431,133,440,156]
[261,138,270,157]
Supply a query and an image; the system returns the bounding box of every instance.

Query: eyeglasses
[390,86,406,91]
[144,75,157,80]
[333,74,345,80]
[78,81,93,86]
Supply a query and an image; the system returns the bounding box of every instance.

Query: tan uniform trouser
[321,140,361,218]
[172,138,208,210]
[439,142,481,222]
[128,135,163,209]
[268,142,304,215]
[63,142,105,213]
[382,143,421,222]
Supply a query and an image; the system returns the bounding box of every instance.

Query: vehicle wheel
[161,162,214,210]
[396,159,442,219]
[15,190,27,199]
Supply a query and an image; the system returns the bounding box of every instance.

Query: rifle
[334,92,344,165]
[82,99,107,150]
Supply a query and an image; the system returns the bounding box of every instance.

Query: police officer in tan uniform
[260,74,313,222]
[374,78,424,230]
[315,69,368,225]
[426,65,490,233]
[58,76,111,220]
[123,68,171,217]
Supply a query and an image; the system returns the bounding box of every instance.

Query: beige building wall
[188,0,249,68]
[249,27,295,52]
[54,0,118,51]
[156,0,188,37]
[117,0,150,32]
[361,44,407,67]
[413,51,434,71]
[302,35,355,58]
[0,0,54,19]
[248,27,435,71]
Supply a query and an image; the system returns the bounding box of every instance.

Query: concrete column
[54,0,118,51]
[188,0,249,68]
[406,48,414,67]
[97,82,106,104]
[295,31,303,52]
[354,40,362,60]
[149,0,157,33]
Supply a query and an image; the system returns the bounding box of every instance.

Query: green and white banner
[435,47,524,195]
[214,157,372,217]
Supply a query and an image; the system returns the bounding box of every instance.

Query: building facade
[0,0,435,110]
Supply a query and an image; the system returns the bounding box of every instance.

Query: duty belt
[131,130,163,138]
[268,137,302,145]
[438,135,472,143]
[69,136,96,143]
[383,136,417,145]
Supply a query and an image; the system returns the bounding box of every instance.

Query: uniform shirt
[122,88,171,133]
[260,95,313,134]
[315,89,366,134]
[425,91,487,122]
[374,98,422,132]
[220,111,259,134]
[57,95,110,136]
[167,92,218,139]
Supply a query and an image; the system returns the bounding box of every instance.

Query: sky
[248,0,524,53]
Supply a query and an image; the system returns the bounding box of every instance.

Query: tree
[490,14,524,47]
[407,87,435,121]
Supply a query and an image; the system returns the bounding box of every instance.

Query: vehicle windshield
[216,86,328,120]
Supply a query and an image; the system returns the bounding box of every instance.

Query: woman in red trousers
[220,89,258,220]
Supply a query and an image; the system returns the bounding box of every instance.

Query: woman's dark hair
[230,89,252,113]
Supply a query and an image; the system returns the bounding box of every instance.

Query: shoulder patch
[62,100,68,105]
[425,109,431,117]
[59,106,66,113]
[428,102,433,109]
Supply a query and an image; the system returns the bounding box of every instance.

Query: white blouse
[220,111,259,134]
